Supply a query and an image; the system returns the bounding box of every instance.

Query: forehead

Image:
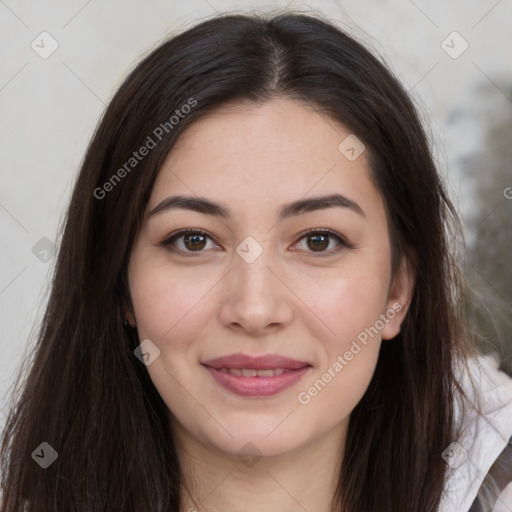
[148,98,383,222]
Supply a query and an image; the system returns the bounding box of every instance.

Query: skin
[127,97,415,512]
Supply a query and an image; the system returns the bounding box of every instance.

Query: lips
[202,353,310,371]
[218,368,288,377]
[201,353,312,397]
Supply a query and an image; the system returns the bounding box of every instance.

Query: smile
[201,353,312,397]
[217,367,290,377]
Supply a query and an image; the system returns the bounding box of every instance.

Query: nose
[217,243,294,336]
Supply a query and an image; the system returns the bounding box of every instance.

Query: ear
[381,256,415,340]
[124,306,136,327]
[123,304,136,327]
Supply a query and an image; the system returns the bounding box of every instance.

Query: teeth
[256,369,279,377]
[219,368,290,377]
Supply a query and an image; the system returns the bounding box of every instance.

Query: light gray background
[1,0,511,434]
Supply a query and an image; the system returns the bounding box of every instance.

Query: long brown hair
[1,11,478,511]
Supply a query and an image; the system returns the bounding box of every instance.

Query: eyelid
[160,227,355,257]
[161,228,220,257]
[292,228,356,256]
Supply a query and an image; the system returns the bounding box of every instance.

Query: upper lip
[202,353,311,370]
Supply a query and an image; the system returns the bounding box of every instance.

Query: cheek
[297,339,380,425]
[307,263,390,346]
[297,276,384,414]
[297,267,387,408]
[129,259,218,345]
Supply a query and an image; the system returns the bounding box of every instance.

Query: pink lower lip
[204,365,310,397]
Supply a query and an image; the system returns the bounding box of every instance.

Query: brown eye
[161,229,219,256]
[306,233,330,251]
[293,229,354,257]
[183,233,207,251]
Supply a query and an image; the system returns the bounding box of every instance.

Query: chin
[199,418,317,460]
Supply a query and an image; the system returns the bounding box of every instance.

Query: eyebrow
[147,193,366,221]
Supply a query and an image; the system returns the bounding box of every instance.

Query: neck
[175,420,348,512]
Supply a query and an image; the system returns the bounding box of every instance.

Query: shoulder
[439,354,512,512]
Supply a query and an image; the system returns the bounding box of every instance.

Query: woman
[1,11,511,512]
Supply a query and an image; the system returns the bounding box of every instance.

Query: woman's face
[127,97,413,460]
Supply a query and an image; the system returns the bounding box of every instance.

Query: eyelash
[160,228,355,258]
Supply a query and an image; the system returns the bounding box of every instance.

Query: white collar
[439,354,512,511]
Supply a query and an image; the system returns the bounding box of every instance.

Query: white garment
[439,354,512,512]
